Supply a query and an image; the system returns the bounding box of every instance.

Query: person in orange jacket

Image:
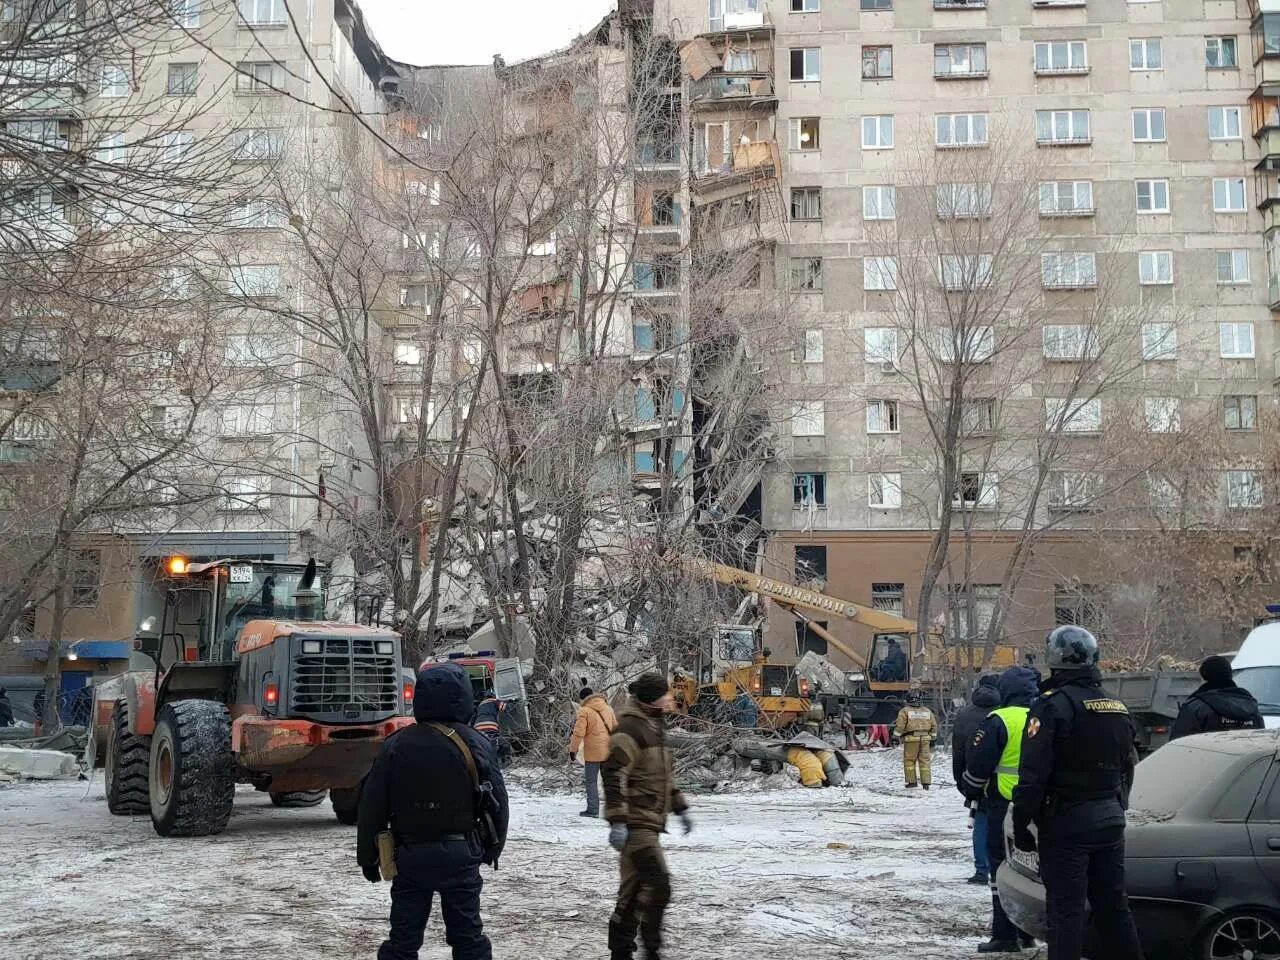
[569,686,617,817]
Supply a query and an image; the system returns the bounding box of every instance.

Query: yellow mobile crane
[678,558,1020,725]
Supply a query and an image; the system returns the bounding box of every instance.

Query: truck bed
[1100,670,1200,753]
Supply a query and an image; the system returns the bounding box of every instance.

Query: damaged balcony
[631,306,685,361]
[682,32,776,111]
[1254,155,1280,235]
[635,185,682,246]
[693,137,780,195]
[1251,83,1280,157]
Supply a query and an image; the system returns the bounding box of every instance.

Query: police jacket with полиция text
[1011,666,1137,838]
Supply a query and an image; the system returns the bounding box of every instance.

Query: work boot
[967,871,988,885]
[922,783,931,790]
[1019,934,1035,948]
[905,783,917,789]
[976,940,1020,954]
[580,809,598,818]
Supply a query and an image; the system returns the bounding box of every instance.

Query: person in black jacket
[0,688,13,727]
[358,663,510,960]
[952,675,1001,884]
[1170,655,1263,740]
[1012,626,1143,960]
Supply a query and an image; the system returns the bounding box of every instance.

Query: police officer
[358,663,510,960]
[1011,626,1144,960]
[961,666,1039,953]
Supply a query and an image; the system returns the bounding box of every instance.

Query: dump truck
[1099,668,1201,754]
[93,557,414,836]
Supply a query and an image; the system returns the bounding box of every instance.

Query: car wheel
[1200,911,1280,960]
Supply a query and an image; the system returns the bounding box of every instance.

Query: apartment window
[100,64,129,97]
[167,62,197,95]
[238,0,287,25]
[225,334,276,365]
[864,257,898,291]
[231,264,281,297]
[172,0,201,26]
[869,473,902,509]
[234,128,283,161]
[1055,585,1105,635]
[1045,398,1102,433]
[793,472,827,508]
[791,0,819,9]
[229,198,285,229]
[71,551,101,607]
[1206,36,1238,68]
[1040,180,1093,216]
[1139,251,1173,285]
[865,327,898,363]
[1225,395,1258,431]
[1043,324,1098,360]
[236,60,286,94]
[790,48,820,81]
[1130,38,1162,70]
[861,0,891,8]
[1144,397,1180,433]
[934,43,987,78]
[862,45,893,79]
[1036,110,1090,145]
[95,132,125,164]
[863,185,896,220]
[1135,179,1169,213]
[795,544,828,582]
[862,115,894,149]
[954,472,998,509]
[1208,106,1243,141]
[948,585,999,641]
[872,583,905,615]
[1213,178,1247,212]
[1041,253,1097,289]
[220,403,273,436]
[222,477,271,512]
[1034,40,1087,74]
[791,187,822,221]
[792,400,825,436]
[937,325,994,362]
[393,396,421,424]
[937,183,992,219]
[866,399,900,433]
[1132,109,1166,143]
[1049,472,1096,511]
[790,257,822,291]
[1141,322,1176,360]
[1148,474,1180,512]
[938,255,993,291]
[1219,322,1255,358]
[1227,470,1263,509]
[936,112,988,148]
[797,328,824,362]
[1217,249,1250,284]
[789,117,820,151]
[393,340,423,366]
[962,398,995,434]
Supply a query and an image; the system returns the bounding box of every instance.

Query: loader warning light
[264,681,279,707]
[166,556,189,576]
[403,682,415,705]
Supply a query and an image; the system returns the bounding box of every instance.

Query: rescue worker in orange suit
[894,690,938,789]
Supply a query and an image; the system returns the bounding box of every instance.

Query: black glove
[362,863,381,883]
[569,751,577,763]
[1013,824,1037,853]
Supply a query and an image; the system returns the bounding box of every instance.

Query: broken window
[793,472,826,508]
[954,472,998,509]
[948,585,999,642]
[795,544,827,584]
[1054,584,1106,636]
[795,620,829,656]
[871,582,904,615]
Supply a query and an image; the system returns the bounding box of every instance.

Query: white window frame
[866,399,900,434]
[791,186,822,221]
[1036,110,1091,145]
[800,328,824,363]
[790,47,821,82]
[1043,324,1099,361]
[789,117,821,151]
[1045,397,1102,434]
[938,254,993,291]
[221,477,271,512]
[233,128,282,161]
[1135,179,1170,214]
[1209,106,1243,141]
[1132,108,1166,143]
[1141,322,1177,360]
[1138,250,1173,285]
[1144,397,1180,433]
[862,115,895,150]
[1219,322,1255,358]
[864,256,898,291]
[1039,180,1093,216]
[392,340,423,366]
[100,64,129,97]
[1213,177,1247,213]
[1205,36,1238,69]
[935,113,988,149]
[231,263,282,297]
[953,472,998,510]
[1034,40,1087,74]
[1041,252,1097,289]
[863,185,896,220]
[1226,470,1263,509]
[790,257,823,292]
[937,183,993,219]
[936,326,995,363]
[220,403,274,437]
[1048,471,1097,512]
[790,0,820,9]
[868,473,903,509]
[95,132,125,164]
[238,0,287,25]
[934,43,988,78]
[792,400,825,436]
[167,62,198,95]
[236,60,286,95]
[864,327,898,364]
[172,0,201,27]
[1217,249,1250,285]
[1130,38,1162,71]
[1224,395,1258,431]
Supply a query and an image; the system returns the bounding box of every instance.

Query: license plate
[770,687,783,696]
[229,564,253,584]
[1008,843,1040,875]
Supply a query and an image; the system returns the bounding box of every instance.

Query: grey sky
[359,0,617,66]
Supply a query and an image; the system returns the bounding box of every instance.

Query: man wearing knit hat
[601,672,692,960]
[1170,654,1263,740]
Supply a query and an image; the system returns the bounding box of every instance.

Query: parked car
[998,729,1280,959]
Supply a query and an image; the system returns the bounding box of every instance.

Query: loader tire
[149,700,235,837]
[331,785,361,825]
[105,700,151,816]
[270,790,327,808]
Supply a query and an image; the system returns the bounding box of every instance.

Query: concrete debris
[0,746,79,780]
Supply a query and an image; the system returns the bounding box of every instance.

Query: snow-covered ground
[0,749,999,959]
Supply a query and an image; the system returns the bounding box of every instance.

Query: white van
[1233,618,1280,728]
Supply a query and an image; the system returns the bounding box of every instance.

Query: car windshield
[1236,666,1280,713]
[1129,741,1241,818]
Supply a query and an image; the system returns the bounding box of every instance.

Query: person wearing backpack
[357,663,510,960]
[569,685,617,818]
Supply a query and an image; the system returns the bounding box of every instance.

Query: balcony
[705,7,773,35]
[693,138,779,193]
[636,139,681,171]
[690,74,776,110]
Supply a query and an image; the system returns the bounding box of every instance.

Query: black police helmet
[1045,625,1099,668]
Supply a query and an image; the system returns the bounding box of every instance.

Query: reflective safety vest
[990,705,1029,801]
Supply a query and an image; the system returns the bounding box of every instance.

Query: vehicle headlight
[376,640,394,655]
[301,639,321,655]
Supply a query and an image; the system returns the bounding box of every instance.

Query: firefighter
[1012,626,1144,960]
[894,689,937,789]
[961,666,1039,953]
